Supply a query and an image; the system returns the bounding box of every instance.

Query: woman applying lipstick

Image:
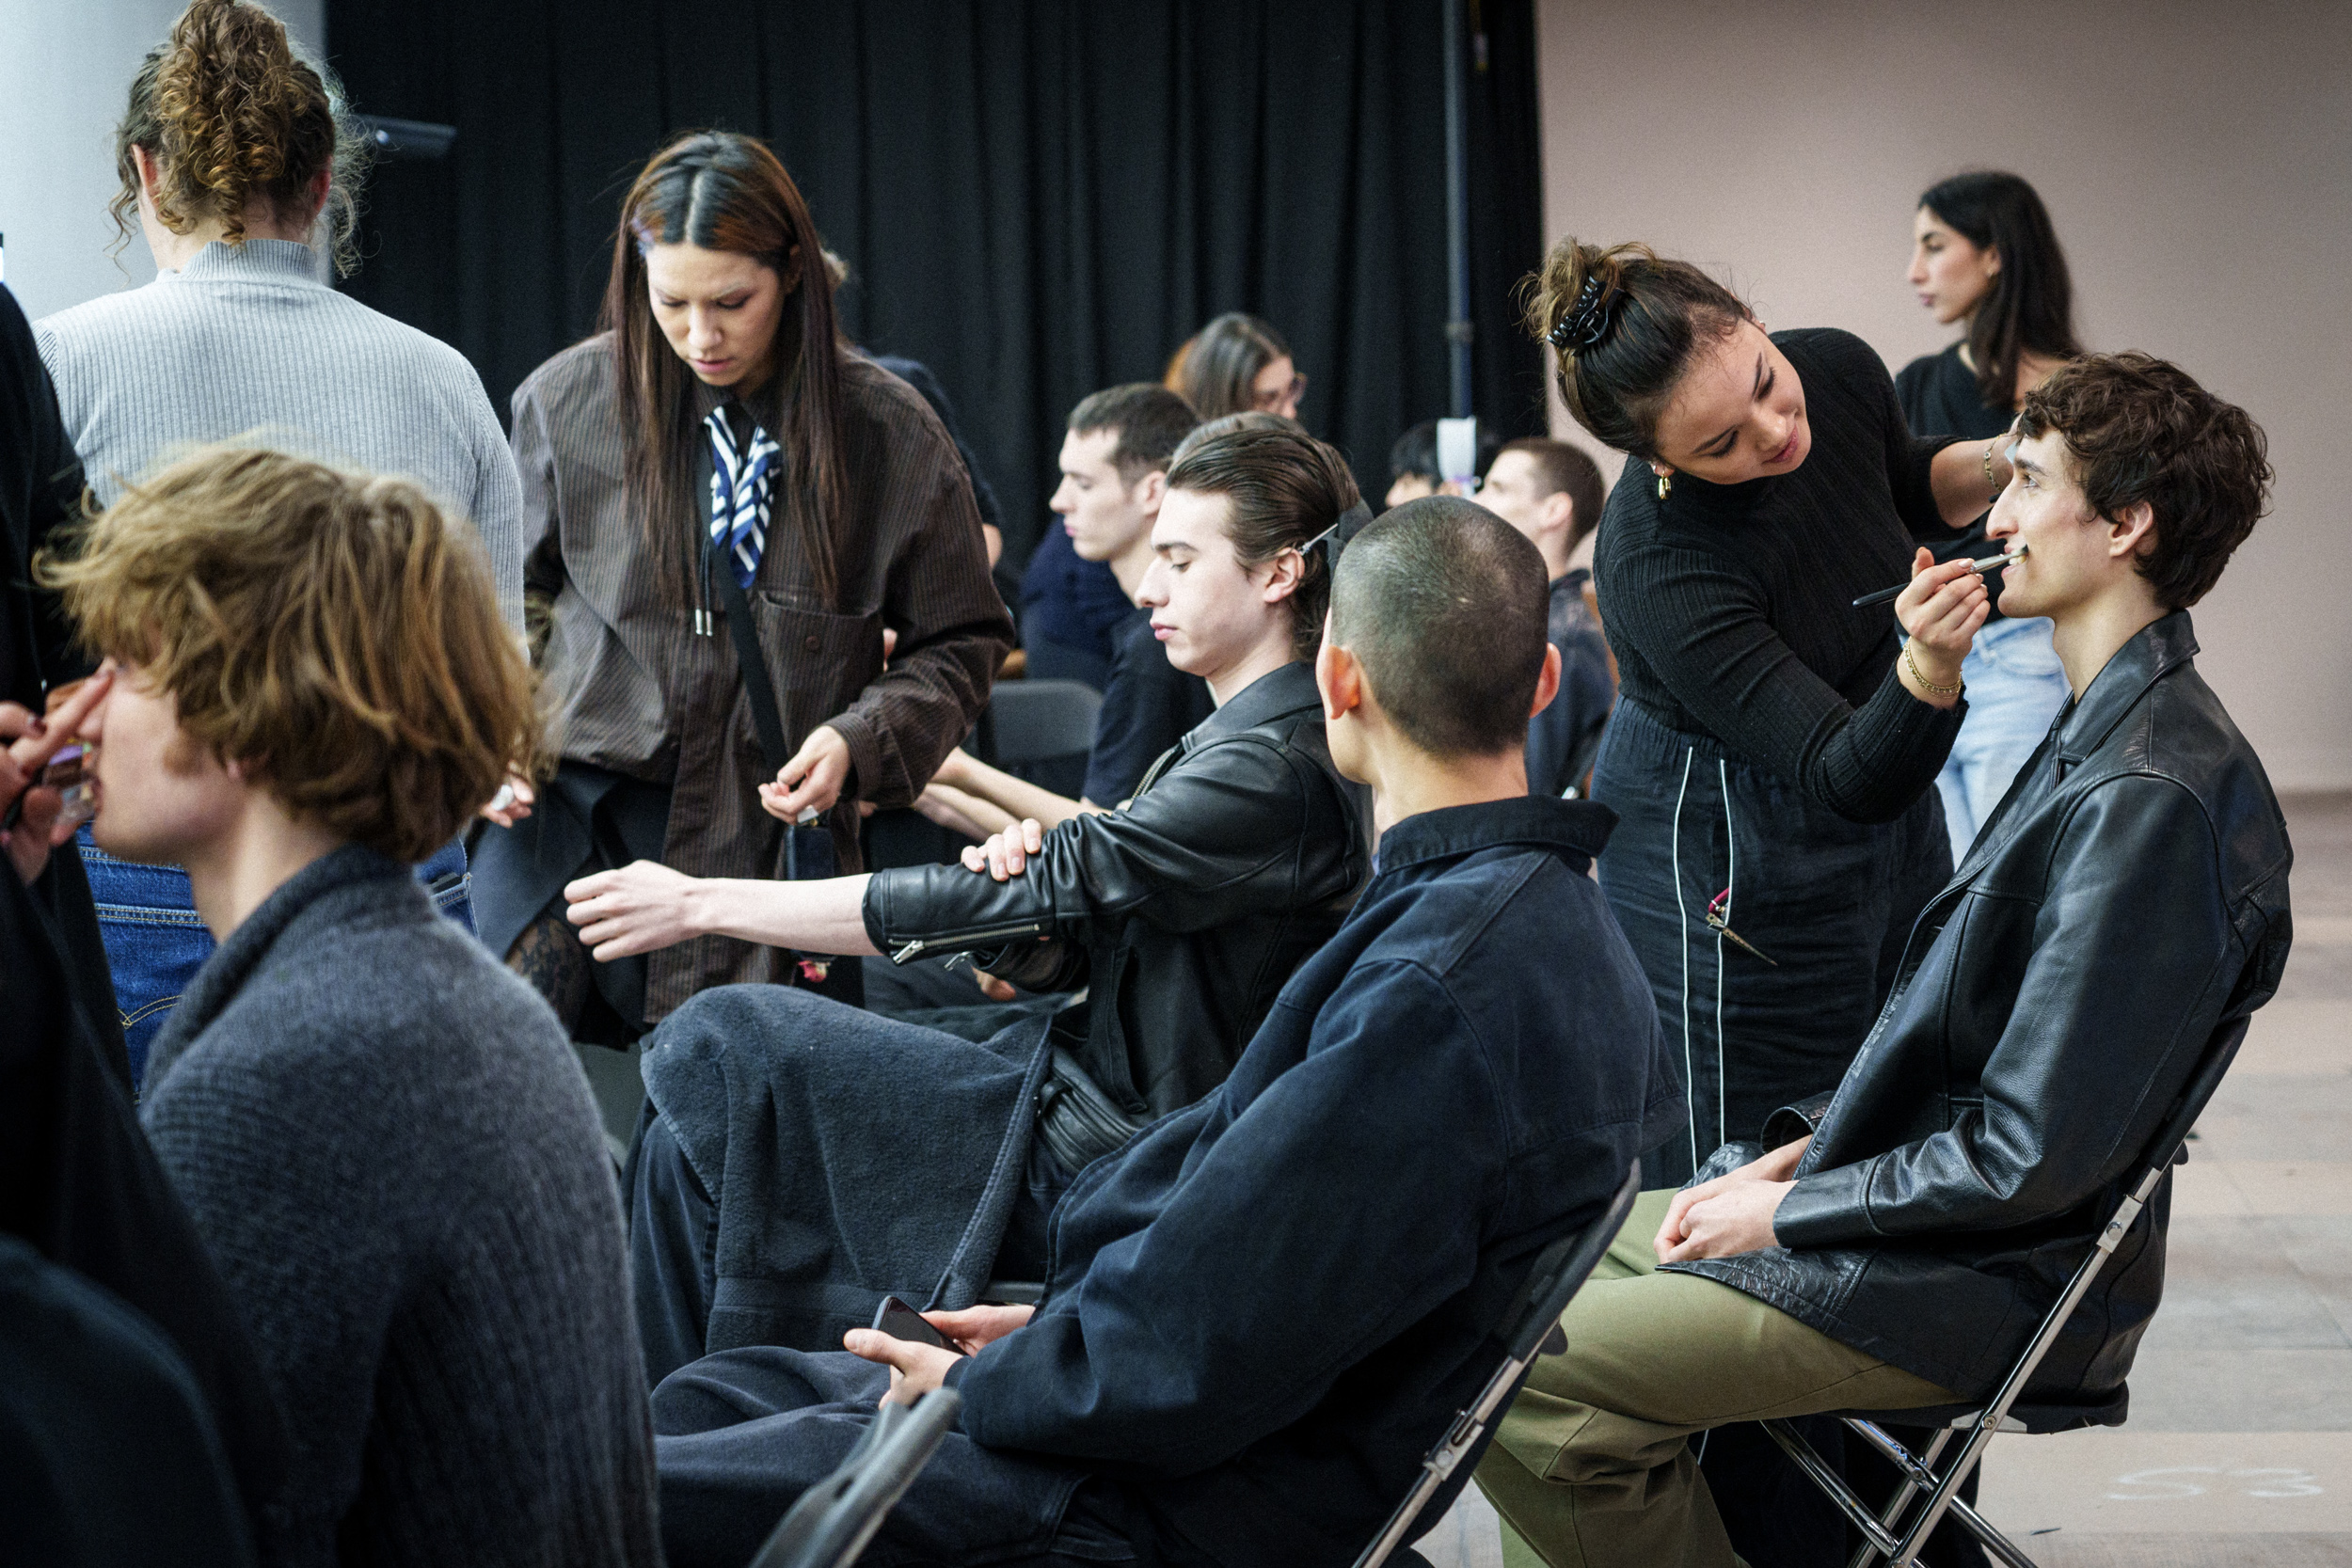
[473,132,1011,1042]
[1527,239,2000,1188]
[1901,171,2085,860]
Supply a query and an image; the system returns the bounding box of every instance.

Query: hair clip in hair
[1549,275,1617,353]
[1295,500,1375,567]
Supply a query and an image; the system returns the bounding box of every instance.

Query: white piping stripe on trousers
[1670,748,1698,1176]
[1716,759,1734,1153]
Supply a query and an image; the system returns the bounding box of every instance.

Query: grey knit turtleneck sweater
[140,845,661,1567]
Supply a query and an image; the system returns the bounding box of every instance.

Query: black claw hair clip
[1548,275,1616,352]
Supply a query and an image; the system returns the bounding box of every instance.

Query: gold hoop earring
[1655,470,1673,502]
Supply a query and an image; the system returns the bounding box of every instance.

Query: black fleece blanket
[641,984,1057,1355]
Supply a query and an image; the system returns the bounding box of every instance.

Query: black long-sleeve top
[1593,328,1967,823]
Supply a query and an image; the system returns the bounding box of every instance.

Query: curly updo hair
[2018,352,2271,610]
[110,0,369,276]
[1520,239,1753,459]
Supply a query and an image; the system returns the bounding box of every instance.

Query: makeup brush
[1851,544,2026,610]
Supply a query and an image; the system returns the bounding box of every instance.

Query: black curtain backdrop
[326,1,1547,570]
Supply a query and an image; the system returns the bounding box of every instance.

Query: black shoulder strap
[711,535,792,778]
[704,404,793,778]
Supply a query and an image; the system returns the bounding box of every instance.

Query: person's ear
[1543,492,1574,535]
[2107,499,2157,561]
[1134,468,1168,519]
[1983,245,2001,278]
[1530,642,1563,719]
[133,144,170,226]
[1261,543,1307,605]
[1316,632,1363,724]
[779,244,803,295]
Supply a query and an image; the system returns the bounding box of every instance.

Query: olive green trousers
[1473,1191,1958,1568]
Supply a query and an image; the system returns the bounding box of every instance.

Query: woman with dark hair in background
[1167,310,1307,420]
[1902,170,2085,860]
[1527,238,2003,1191]
[473,130,1010,1043]
[36,0,520,1082]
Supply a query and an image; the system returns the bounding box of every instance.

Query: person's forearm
[949,753,1094,830]
[689,874,881,956]
[918,781,1021,840]
[1929,437,2010,530]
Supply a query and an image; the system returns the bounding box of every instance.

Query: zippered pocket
[889,917,1054,965]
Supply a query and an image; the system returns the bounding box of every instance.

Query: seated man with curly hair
[1478,355,2296,1567]
[40,448,661,1568]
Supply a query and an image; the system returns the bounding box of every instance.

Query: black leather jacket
[863,660,1369,1117]
[1675,613,2293,1401]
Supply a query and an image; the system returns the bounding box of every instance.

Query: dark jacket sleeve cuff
[827,707,889,807]
[1772,1161,1880,1249]
[863,871,903,958]
[1762,1093,1837,1150]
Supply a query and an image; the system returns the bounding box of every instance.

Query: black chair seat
[1843,1385,2127,1436]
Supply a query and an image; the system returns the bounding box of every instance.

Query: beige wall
[1534,0,2352,789]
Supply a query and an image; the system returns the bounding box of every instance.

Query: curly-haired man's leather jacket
[1674,613,2293,1402]
[863,659,1369,1123]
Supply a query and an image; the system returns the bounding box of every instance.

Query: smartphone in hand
[871,1295,963,1354]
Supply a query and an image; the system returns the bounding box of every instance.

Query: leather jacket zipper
[890,917,1053,965]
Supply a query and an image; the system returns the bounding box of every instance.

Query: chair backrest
[2138,1013,2249,1184]
[748,1389,962,1568]
[1502,1162,1643,1362]
[1352,1160,1643,1568]
[987,680,1104,768]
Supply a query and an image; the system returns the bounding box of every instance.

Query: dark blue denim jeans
[1588,700,1950,1188]
[652,1350,1161,1568]
[78,826,474,1088]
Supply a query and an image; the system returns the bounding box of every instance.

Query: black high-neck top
[1592,328,1967,823]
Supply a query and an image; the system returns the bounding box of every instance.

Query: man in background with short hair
[1477,437,1615,797]
[923,384,1212,833]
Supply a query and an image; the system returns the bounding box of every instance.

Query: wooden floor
[1420,793,2352,1567]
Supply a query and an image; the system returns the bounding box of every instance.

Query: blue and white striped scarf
[707,406,782,589]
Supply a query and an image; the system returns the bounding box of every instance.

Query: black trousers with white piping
[1590,699,1951,1188]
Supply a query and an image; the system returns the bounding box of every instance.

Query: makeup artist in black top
[1526,239,2000,1188]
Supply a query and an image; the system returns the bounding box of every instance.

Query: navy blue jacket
[948,796,1678,1566]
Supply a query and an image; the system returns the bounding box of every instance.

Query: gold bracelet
[1904,641,1962,698]
[1982,439,2000,501]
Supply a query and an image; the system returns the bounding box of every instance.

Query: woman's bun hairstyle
[1520,238,1751,459]
[112,0,368,275]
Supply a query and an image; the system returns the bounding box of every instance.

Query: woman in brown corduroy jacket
[472,131,1011,1037]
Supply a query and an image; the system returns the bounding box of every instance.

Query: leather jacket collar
[1183,659,1322,752]
[2051,610,2200,777]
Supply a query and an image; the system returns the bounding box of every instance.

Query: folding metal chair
[746,1388,962,1568]
[984,679,1104,800]
[1355,1160,1645,1568]
[1760,1014,2252,1568]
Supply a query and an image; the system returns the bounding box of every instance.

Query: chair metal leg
[1845,1425,1948,1568]
[1762,1418,2040,1568]
[1841,1419,2040,1568]
[1761,1420,1906,1561]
